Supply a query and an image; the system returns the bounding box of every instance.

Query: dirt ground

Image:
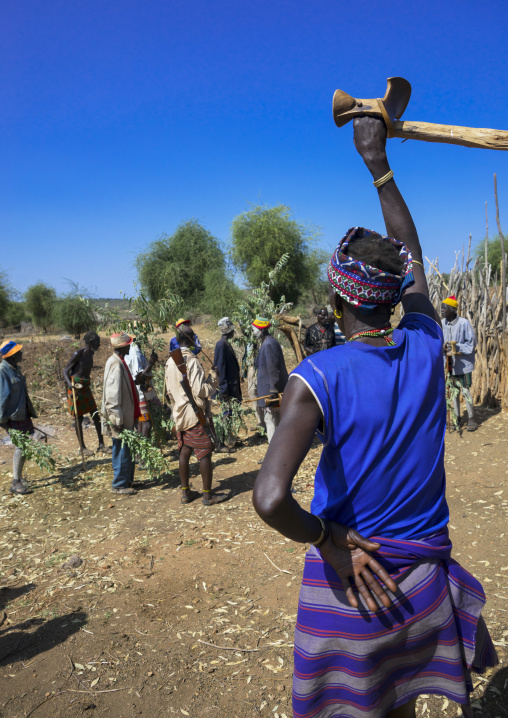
[0,330,507,718]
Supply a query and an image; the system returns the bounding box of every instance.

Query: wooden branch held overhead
[333,77,508,151]
[387,121,508,151]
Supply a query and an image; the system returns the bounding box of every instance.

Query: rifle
[169,347,220,450]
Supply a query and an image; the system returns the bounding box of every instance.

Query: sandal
[202,491,231,506]
[181,490,200,504]
[10,482,33,495]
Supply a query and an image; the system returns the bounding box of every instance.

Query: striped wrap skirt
[177,422,213,460]
[293,531,498,718]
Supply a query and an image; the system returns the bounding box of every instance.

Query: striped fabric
[67,377,98,418]
[177,421,213,460]
[293,531,497,718]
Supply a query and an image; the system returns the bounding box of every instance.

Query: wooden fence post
[494,173,506,333]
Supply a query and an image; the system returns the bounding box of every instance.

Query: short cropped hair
[84,331,100,345]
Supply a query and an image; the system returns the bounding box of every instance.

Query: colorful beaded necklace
[347,326,396,346]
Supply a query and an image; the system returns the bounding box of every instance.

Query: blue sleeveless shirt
[291,313,449,540]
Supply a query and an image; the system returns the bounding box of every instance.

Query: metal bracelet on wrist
[311,515,330,548]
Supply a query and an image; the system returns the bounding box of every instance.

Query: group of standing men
[0,314,292,498]
[0,297,478,495]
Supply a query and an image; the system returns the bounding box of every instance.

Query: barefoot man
[64,332,108,455]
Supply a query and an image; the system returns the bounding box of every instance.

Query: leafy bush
[4,301,28,327]
[474,234,504,276]
[52,295,97,337]
[136,220,238,317]
[25,282,57,331]
[231,204,326,304]
[0,270,27,328]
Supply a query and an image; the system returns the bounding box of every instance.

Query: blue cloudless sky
[1,0,508,297]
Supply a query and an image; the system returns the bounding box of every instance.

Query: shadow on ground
[0,583,36,612]
[0,608,87,666]
[473,665,507,716]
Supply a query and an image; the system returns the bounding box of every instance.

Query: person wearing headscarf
[304,307,336,355]
[0,340,44,494]
[101,333,141,495]
[252,317,288,444]
[214,317,241,402]
[253,117,496,718]
[213,317,242,451]
[169,318,202,356]
[441,295,477,431]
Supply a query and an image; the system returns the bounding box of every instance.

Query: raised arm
[353,116,435,319]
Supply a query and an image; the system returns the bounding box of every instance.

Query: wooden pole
[425,256,450,292]
[71,378,86,471]
[494,173,506,333]
[485,201,489,269]
[466,233,472,269]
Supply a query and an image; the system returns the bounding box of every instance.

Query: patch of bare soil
[0,333,506,718]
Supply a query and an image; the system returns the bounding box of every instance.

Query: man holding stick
[165,324,229,506]
[441,296,478,431]
[252,317,288,444]
[63,331,108,455]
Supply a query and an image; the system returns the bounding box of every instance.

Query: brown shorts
[177,422,213,460]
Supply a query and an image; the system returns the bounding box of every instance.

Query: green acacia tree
[230,204,325,304]
[25,282,57,332]
[0,271,12,327]
[0,270,28,328]
[474,235,504,276]
[52,295,97,337]
[136,219,240,315]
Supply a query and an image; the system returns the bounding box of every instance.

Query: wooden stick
[263,552,291,575]
[242,393,282,404]
[494,173,506,333]
[424,257,450,292]
[71,379,86,471]
[197,639,259,652]
[199,347,214,365]
[485,201,489,269]
[390,120,508,151]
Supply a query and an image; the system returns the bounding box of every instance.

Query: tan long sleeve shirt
[164,349,219,432]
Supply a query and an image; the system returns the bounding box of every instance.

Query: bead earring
[334,309,342,320]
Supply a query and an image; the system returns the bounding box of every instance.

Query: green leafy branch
[212,398,250,444]
[87,287,184,356]
[232,253,293,353]
[445,376,460,431]
[116,428,172,481]
[9,430,57,473]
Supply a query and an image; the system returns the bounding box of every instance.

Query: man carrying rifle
[165,324,230,506]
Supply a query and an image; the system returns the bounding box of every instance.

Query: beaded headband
[328,227,414,310]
